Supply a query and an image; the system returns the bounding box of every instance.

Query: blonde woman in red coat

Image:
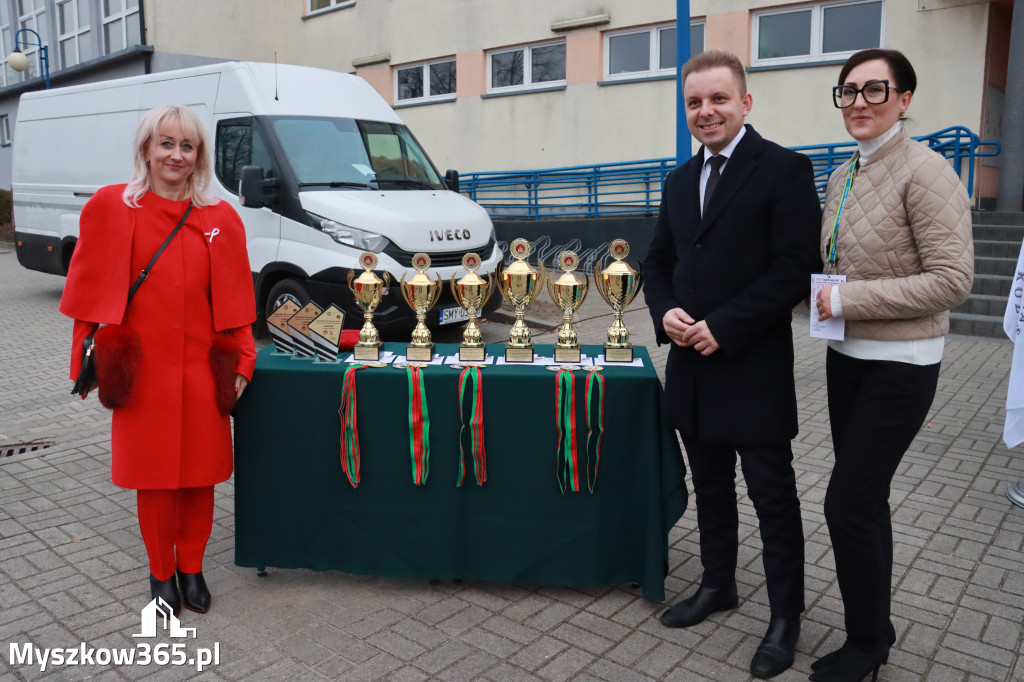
[60,105,257,616]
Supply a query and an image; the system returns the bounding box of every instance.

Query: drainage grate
[1,439,56,459]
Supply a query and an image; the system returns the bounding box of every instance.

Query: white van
[12,61,500,330]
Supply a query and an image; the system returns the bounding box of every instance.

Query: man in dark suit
[642,50,821,679]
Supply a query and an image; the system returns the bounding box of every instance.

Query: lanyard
[826,154,859,267]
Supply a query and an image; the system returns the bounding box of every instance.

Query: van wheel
[266,279,309,319]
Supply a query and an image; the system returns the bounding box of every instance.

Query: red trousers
[136,486,214,580]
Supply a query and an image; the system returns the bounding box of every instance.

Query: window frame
[57,0,91,69]
[305,0,355,18]
[486,39,566,94]
[603,21,705,81]
[0,114,11,146]
[394,57,456,105]
[101,0,140,55]
[751,0,884,68]
[16,0,48,78]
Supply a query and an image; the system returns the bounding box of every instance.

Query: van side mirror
[444,169,460,193]
[239,166,276,209]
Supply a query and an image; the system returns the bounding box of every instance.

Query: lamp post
[7,28,50,89]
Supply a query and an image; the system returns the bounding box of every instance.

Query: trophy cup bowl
[594,239,642,362]
[496,238,547,362]
[346,251,390,361]
[547,250,589,364]
[400,253,443,361]
[450,252,494,362]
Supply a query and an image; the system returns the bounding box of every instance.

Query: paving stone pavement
[1,245,1023,681]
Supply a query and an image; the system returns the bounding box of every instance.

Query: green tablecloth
[233,343,687,600]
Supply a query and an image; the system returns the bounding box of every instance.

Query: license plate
[439,307,469,325]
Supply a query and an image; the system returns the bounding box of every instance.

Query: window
[395,58,456,104]
[0,114,10,146]
[0,2,13,86]
[57,0,92,69]
[307,0,354,15]
[215,118,274,194]
[487,41,565,93]
[17,0,49,79]
[753,0,883,66]
[605,21,705,80]
[101,0,140,54]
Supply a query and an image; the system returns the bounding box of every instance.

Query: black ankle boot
[149,573,181,616]
[750,615,800,678]
[808,639,889,682]
[659,583,738,628]
[176,570,211,613]
[812,621,896,671]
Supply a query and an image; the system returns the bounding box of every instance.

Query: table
[233,343,687,601]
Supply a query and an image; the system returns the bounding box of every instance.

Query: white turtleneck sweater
[827,120,946,366]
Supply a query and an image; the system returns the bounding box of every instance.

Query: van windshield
[271,116,445,190]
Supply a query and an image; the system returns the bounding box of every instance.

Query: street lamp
[7,28,50,89]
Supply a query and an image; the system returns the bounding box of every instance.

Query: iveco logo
[429,229,472,242]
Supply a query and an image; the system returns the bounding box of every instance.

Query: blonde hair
[123,105,218,208]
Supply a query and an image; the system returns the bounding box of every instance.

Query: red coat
[60,186,256,489]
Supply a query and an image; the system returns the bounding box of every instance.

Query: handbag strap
[126,202,194,305]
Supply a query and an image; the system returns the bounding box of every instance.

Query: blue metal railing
[461,126,1001,219]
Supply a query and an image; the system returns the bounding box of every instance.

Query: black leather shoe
[749,615,800,678]
[176,570,211,613]
[811,621,895,671]
[659,584,738,628]
[149,573,181,616]
[808,639,888,682]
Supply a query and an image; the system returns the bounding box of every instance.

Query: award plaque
[267,299,301,354]
[287,301,323,358]
[594,239,642,362]
[496,238,547,362]
[400,253,443,362]
[450,252,494,362]
[547,250,589,364]
[308,304,347,363]
[346,252,390,361]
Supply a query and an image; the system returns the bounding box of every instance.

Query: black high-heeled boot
[808,639,889,682]
[149,573,181,616]
[812,621,896,671]
[176,570,211,613]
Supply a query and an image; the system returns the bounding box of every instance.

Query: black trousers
[679,435,805,617]
[825,348,940,642]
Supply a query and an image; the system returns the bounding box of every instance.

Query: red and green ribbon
[338,364,369,488]
[457,366,486,486]
[584,370,605,493]
[555,368,580,492]
[406,365,431,486]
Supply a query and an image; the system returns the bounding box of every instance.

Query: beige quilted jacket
[820,130,973,340]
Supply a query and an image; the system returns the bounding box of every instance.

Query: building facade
[0,0,1015,204]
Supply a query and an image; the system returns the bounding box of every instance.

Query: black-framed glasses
[832,79,904,108]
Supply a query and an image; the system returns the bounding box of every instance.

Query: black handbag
[71,203,194,398]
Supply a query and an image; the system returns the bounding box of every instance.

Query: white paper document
[343,351,396,364]
[594,354,645,368]
[809,273,847,340]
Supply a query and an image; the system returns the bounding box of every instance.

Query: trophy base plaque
[553,346,582,364]
[353,344,381,361]
[459,346,486,362]
[604,346,634,363]
[407,345,434,362]
[505,346,534,363]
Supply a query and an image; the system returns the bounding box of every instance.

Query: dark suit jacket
[642,125,822,443]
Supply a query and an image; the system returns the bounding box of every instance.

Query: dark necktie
[702,154,726,216]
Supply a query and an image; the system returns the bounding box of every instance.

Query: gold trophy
[450,252,494,362]
[400,253,443,361]
[496,238,547,362]
[594,239,642,362]
[346,251,390,361]
[547,250,589,364]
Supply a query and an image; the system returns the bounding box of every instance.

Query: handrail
[461,127,1001,219]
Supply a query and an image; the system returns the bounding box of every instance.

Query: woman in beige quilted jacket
[811,49,973,682]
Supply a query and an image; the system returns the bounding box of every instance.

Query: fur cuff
[210,333,242,416]
[94,324,142,409]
